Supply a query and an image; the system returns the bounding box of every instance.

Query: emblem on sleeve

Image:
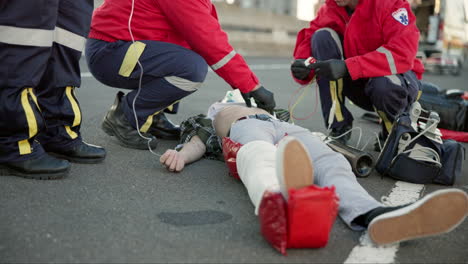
[392,8,409,26]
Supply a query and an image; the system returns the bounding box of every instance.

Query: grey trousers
[230,118,382,230]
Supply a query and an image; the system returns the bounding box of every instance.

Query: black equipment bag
[376,113,464,185]
[418,82,468,131]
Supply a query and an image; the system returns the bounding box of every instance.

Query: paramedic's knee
[311,28,343,60]
[366,75,409,119]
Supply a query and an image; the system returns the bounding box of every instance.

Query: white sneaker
[275,136,314,200]
[368,189,468,245]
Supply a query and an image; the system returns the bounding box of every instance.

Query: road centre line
[343,181,425,264]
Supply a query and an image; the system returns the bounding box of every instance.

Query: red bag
[258,186,339,255]
[222,137,243,180]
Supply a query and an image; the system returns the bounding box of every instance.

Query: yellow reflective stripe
[330,81,344,122]
[27,88,41,111]
[18,139,31,155]
[65,86,81,127]
[118,41,146,77]
[20,89,38,138]
[416,90,422,101]
[65,126,78,139]
[337,78,344,102]
[377,110,393,133]
[166,105,173,112]
[18,89,38,155]
[140,100,181,133]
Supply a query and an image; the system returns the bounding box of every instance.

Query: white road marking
[80,64,291,78]
[343,181,425,264]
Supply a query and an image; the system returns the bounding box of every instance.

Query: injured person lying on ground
[160,101,468,254]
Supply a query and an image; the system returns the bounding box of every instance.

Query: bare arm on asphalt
[160,135,207,172]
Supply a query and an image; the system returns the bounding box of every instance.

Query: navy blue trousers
[85,39,208,131]
[311,28,420,134]
[0,0,93,162]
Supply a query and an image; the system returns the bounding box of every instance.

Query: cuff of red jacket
[345,57,363,80]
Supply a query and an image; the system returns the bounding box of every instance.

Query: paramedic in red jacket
[291,0,423,146]
[85,0,276,150]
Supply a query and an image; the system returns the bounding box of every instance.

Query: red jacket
[293,0,424,84]
[89,0,259,93]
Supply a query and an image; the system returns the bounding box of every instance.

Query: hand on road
[160,149,186,172]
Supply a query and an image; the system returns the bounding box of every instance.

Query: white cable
[360,131,382,151]
[327,126,362,149]
[390,121,442,166]
[128,0,160,156]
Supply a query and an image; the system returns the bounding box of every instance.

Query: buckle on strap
[237,114,272,122]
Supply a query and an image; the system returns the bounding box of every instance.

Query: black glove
[291,57,316,80]
[309,59,348,80]
[241,86,276,113]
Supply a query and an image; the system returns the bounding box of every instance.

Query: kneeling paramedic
[0,0,106,180]
[85,0,276,150]
[159,101,468,254]
[291,0,423,147]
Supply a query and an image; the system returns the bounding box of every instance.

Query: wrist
[252,84,262,91]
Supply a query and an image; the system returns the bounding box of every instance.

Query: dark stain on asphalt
[157,210,232,226]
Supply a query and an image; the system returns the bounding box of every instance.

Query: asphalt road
[0,57,467,263]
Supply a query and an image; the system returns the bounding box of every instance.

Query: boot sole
[0,165,70,180]
[368,189,468,245]
[276,136,314,199]
[102,119,157,150]
[48,152,106,164]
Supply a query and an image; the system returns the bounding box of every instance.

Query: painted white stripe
[377,47,397,75]
[54,27,86,52]
[80,64,291,78]
[210,50,237,71]
[0,25,54,47]
[343,181,425,264]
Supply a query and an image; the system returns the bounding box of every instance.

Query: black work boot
[148,113,181,140]
[329,124,352,145]
[45,141,106,164]
[102,92,158,150]
[0,154,70,180]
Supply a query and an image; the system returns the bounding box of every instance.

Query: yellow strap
[65,125,78,139]
[18,139,31,155]
[119,41,146,77]
[21,89,38,138]
[416,90,422,101]
[18,88,38,155]
[140,100,181,133]
[377,110,393,133]
[27,88,41,111]
[65,86,82,127]
[330,81,344,122]
[337,78,343,102]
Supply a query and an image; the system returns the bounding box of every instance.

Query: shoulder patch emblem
[392,8,409,26]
